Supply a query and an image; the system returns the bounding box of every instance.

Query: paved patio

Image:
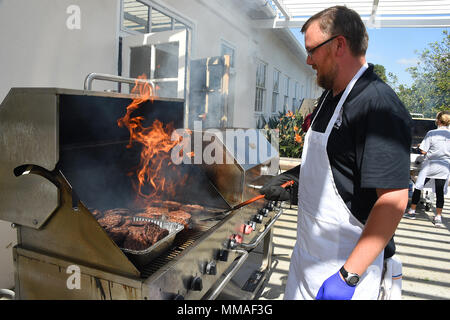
[258,195,450,300]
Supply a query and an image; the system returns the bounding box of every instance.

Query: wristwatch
[340,266,360,287]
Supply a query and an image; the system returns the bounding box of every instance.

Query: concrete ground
[258,195,450,300]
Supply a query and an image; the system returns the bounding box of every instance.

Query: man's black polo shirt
[309,64,412,258]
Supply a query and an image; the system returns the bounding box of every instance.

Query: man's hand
[259,165,300,204]
[315,271,355,300]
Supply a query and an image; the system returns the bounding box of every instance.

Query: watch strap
[340,266,360,286]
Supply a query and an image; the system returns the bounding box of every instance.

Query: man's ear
[335,35,347,57]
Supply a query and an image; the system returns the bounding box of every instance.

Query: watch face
[348,275,359,286]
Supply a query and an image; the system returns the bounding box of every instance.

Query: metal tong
[201,180,295,221]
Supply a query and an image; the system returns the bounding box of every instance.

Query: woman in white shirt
[405,111,450,227]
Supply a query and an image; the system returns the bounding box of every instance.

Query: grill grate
[140,225,208,278]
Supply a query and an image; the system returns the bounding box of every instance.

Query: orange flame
[117,75,188,201]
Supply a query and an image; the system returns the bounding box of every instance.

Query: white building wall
[0,0,120,102]
[0,0,121,290]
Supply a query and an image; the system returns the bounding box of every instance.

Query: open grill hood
[0,87,281,299]
[0,88,186,229]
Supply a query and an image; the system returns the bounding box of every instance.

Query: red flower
[302,113,313,132]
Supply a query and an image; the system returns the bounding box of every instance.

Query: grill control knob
[243,222,254,235]
[259,208,269,217]
[218,249,229,262]
[228,234,242,249]
[190,276,203,291]
[266,202,275,211]
[205,261,217,275]
[240,222,255,234]
[253,213,263,223]
[228,238,236,249]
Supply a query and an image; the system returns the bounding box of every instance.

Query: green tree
[373,64,388,82]
[400,30,449,117]
[375,64,398,89]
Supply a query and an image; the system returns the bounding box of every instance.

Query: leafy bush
[257,109,306,158]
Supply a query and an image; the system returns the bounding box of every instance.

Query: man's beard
[315,49,338,90]
[317,62,338,90]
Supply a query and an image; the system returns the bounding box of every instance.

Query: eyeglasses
[306,35,339,58]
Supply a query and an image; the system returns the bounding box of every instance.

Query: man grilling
[260,6,412,300]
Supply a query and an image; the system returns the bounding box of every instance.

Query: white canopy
[256,0,450,28]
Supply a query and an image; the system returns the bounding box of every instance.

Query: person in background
[404,111,450,227]
[261,5,412,300]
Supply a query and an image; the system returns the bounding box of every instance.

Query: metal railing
[83,73,155,92]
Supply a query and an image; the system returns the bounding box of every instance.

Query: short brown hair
[436,110,450,126]
[301,5,368,56]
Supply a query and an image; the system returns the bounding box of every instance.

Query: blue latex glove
[315,271,356,300]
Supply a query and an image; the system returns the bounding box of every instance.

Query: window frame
[292,81,299,110]
[120,0,193,35]
[272,68,280,114]
[220,39,236,69]
[254,60,267,114]
[283,75,290,111]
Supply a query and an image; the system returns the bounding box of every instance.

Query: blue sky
[291,27,448,87]
[365,27,448,86]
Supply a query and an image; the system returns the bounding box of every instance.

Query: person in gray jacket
[404,111,450,227]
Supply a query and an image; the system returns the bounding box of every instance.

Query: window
[123,0,149,33]
[122,0,188,33]
[174,20,186,30]
[283,75,290,111]
[292,81,299,110]
[151,8,172,32]
[120,0,192,100]
[255,61,267,113]
[221,41,235,68]
[272,69,280,113]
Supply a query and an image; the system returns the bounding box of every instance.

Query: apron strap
[324,63,368,136]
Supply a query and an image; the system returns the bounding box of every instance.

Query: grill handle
[83,73,155,91]
[239,208,283,250]
[205,249,249,300]
[14,165,82,212]
[14,164,60,188]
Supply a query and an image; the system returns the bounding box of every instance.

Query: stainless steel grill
[0,87,283,300]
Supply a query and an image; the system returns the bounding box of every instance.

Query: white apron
[284,63,383,300]
[414,159,450,195]
[415,127,450,195]
[378,255,402,300]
